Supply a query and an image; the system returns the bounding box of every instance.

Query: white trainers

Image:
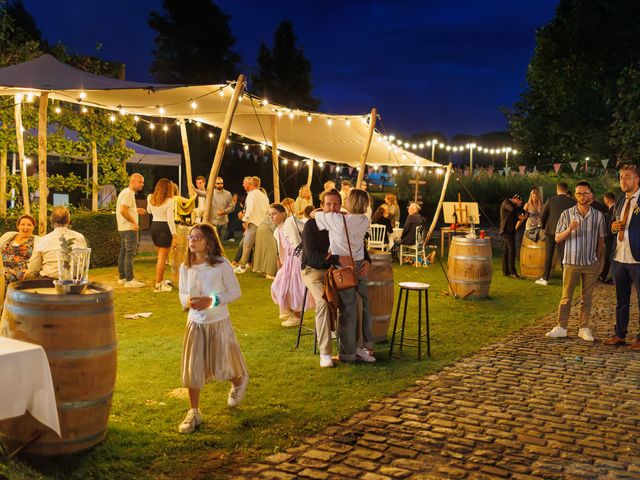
[320,354,334,368]
[578,327,594,342]
[546,325,568,338]
[535,278,548,286]
[228,376,248,407]
[234,265,247,274]
[355,347,376,363]
[154,280,173,292]
[124,279,145,288]
[178,408,202,434]
[117,278,126,285]
[280,317,299,328]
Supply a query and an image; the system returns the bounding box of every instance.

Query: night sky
[23,0,558,139]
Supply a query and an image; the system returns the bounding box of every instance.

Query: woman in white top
[147,178,177,292]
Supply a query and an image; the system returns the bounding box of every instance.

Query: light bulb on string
[346,118,351,127]
[195,121,201,127]
[81,107,88,113]
[392,168,398,175]
[208,132,214,138]
[79,91,87,100]
[158,106,165,115]
[225,139,230,144]
[109,114,116,123]
[243,144,249,150]
[326,118,333,126]
[54,106,61,114]
[306,115,312,122]
[293,160,299,167]
[277,111,283,118]
[260,144,266,151]
[288,112,294,119]
[282,159,288,165]
[149,123,155,130]
[162,125,169,132]
[133,116,139,122]
[190,100,197,109]
[219,89,225,97]
[262,99,269,106]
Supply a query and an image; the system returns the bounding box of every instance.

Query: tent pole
[425,162,453,243]
[414,170,420,204]
[356,108,377,188]
[38,94,49,234]
[204,74,245,222]
[271,116,280,203]
[179,120,195,198]
[91,141,98,212]
[0,122,7,217]
[14,95,30,214]
[306,159,313,188]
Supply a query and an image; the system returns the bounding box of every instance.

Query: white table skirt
[0,337,61,436]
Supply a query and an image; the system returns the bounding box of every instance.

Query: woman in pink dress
[269,203,313,327]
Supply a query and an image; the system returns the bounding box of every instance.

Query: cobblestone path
[232,284,640,479]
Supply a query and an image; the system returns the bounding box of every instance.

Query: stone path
[231,283,640,480]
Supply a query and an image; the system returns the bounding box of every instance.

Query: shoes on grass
[546,325,567,338]
[117,278,126,285]
[355,347,376,363]
[320,354,334,368]
[578,327,594,342]
[535,278,548,286]
[124,279,144,288]
[154,280,173,292]
[228,376,248,407]
[280,317,299,327]
[603,335,626,346]
[178,408,202,434]
[234,265,247,274]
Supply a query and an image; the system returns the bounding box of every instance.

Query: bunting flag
[503,166,511,176]
[601,158,610,169]
[569,162,579,172]
[533,166,538,173]
[348,167,354,175]
[329,165,335,173]
[553,163,561,173]
[518,165,526,175]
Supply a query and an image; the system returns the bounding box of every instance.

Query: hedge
[0,212,120,268]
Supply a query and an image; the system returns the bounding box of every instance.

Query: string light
[307,115,312,122]
[293,160,299,167]
[282,159,288,165]
[243,144,249,150]
[208,132,214,138]
[133,116,139,122]
[54,107,61,114]
[277,111,283,118]
[219,90,224,97]
[262,99,269,106]
[162,125,168,132]
[149,123,155,130]
[79,92,86,100]
[346,119,351,127]
[109,114,116,123]
[81,107,88,113]
[288,112,294,119]
[327,119,333,126]
[26,93,34,103]
[158,106,165,115]
[195,121,201,127]
[190,100,197,109]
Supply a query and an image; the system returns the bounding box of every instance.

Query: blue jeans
[612,261,640,340]
[118,230,139,281]
[214,223,227,243]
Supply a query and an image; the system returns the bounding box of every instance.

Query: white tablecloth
[391,228,403,243]
[0,337,61,435]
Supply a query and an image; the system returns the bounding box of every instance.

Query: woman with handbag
[311,188,375,363]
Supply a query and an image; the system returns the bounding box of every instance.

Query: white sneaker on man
[117,278,126,285]
[124,279,145,288]
[535,278,548,286]
[178,408,202,434]
[228,376,249,407]
[234,265,247,274]
[355,347,376,363]
[320,354,334,368]
[578,327,594,342]
[546,325,567,338]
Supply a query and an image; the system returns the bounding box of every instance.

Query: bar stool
[389,282,431,360]
[296,287,317,352]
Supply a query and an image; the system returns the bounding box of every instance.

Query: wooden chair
[368,224,388,251]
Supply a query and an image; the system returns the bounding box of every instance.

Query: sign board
[442,202,480,224]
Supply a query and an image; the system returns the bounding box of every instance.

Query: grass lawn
[1,245,563,479]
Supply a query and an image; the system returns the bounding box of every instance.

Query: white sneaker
[280,317,299,328]
[154,281,173,292]
[124,279,145,288]
[355,347,376,363]
[228,376,248,407]
[320,354,334,368]
[228,238,235,242]
[178,408,202,434]
[546,325,568,338]
[234,265,247,274]
[578,327,594,342]
[535,278,548,286]
[117,278,126,285]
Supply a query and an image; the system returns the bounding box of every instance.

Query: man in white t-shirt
[116,173,146,287]
[235,176,270,273]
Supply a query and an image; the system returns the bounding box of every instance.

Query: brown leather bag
[329,216,357,290]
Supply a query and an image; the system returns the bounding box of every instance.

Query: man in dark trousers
[500,194,525,278]
[599,192,616,284]
[604,164,640,350]
[536,182,576,286]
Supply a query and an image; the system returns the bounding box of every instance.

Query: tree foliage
[148,0,241,84]
[252,20,320,110]
[506,0,640,166]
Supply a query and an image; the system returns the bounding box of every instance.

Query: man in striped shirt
[546,181,605,342]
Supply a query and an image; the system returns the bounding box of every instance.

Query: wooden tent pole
[38,94,49,234]
[1,122,8,217]
[271,116,280,202]
[204,75,245,222]
[414,169,420,203]
[356,108,377,188]
[426,163,453,243]
[306,159,313,188]
[91,141,98,212]
[179,120,195,198]
[14,96,30,214]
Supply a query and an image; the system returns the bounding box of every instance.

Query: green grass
[1,246,563,479]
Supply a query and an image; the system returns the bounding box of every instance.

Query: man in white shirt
[26,206,87,279]
[116,173,146,287]
[235,176,270,273]
[194,176,206,222]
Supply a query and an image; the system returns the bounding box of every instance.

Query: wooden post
[356,108,377,188]
[14,96,30,214]
[0,122,7,217]
[91,141,99,212]
[38,94,49,234]
[271,116,280,202]
[425,163,453,243]
[414,169,420,203]
[204,75,245,222]
[179,121,195,198]
[306,159,313,188]
[119,65,128,177]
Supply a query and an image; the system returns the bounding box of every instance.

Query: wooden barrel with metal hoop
[365,250,395,343]
[171,224,190,285]
[0,279,116,455]
[520,235,546,279]
[447,237,492,299]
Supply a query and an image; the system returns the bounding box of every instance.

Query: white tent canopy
[0,55,439,168]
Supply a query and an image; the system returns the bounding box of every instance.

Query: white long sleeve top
[179,258,242,324]
[314,212,370,261]
[146,196,176,235]
[243,188,270,227]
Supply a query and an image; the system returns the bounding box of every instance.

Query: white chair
[368,224,388,251]
[400,225,426,266]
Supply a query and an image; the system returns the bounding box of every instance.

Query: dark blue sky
[24,0,558,139]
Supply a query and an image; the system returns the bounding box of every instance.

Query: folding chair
[368,224,388,251]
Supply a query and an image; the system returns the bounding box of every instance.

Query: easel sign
[442,202,480,225]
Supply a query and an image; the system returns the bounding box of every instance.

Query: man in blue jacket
[604,164,640,350]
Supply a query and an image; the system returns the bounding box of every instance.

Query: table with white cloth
[0,337,60,436]
[391,228,403,244]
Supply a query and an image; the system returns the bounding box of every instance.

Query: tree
[611,64,640,163]
[0,5,40,66]
[148,0,241,84]
[506,0,640,166]
[252,20,320,110]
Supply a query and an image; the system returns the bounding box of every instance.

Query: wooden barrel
[520,235,546,279]
[171,224,190,285]
[0,279,116,455]
[447,237,492,299]
[365,251,395,343]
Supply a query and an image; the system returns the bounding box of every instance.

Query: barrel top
[399,281,430,291]
[451,236,491,246]
[7,280,114,302]
[368,250,392,260]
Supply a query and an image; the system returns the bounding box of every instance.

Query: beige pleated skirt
[181,317,249,389]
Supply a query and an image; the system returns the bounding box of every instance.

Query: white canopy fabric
[0,55,439,168]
